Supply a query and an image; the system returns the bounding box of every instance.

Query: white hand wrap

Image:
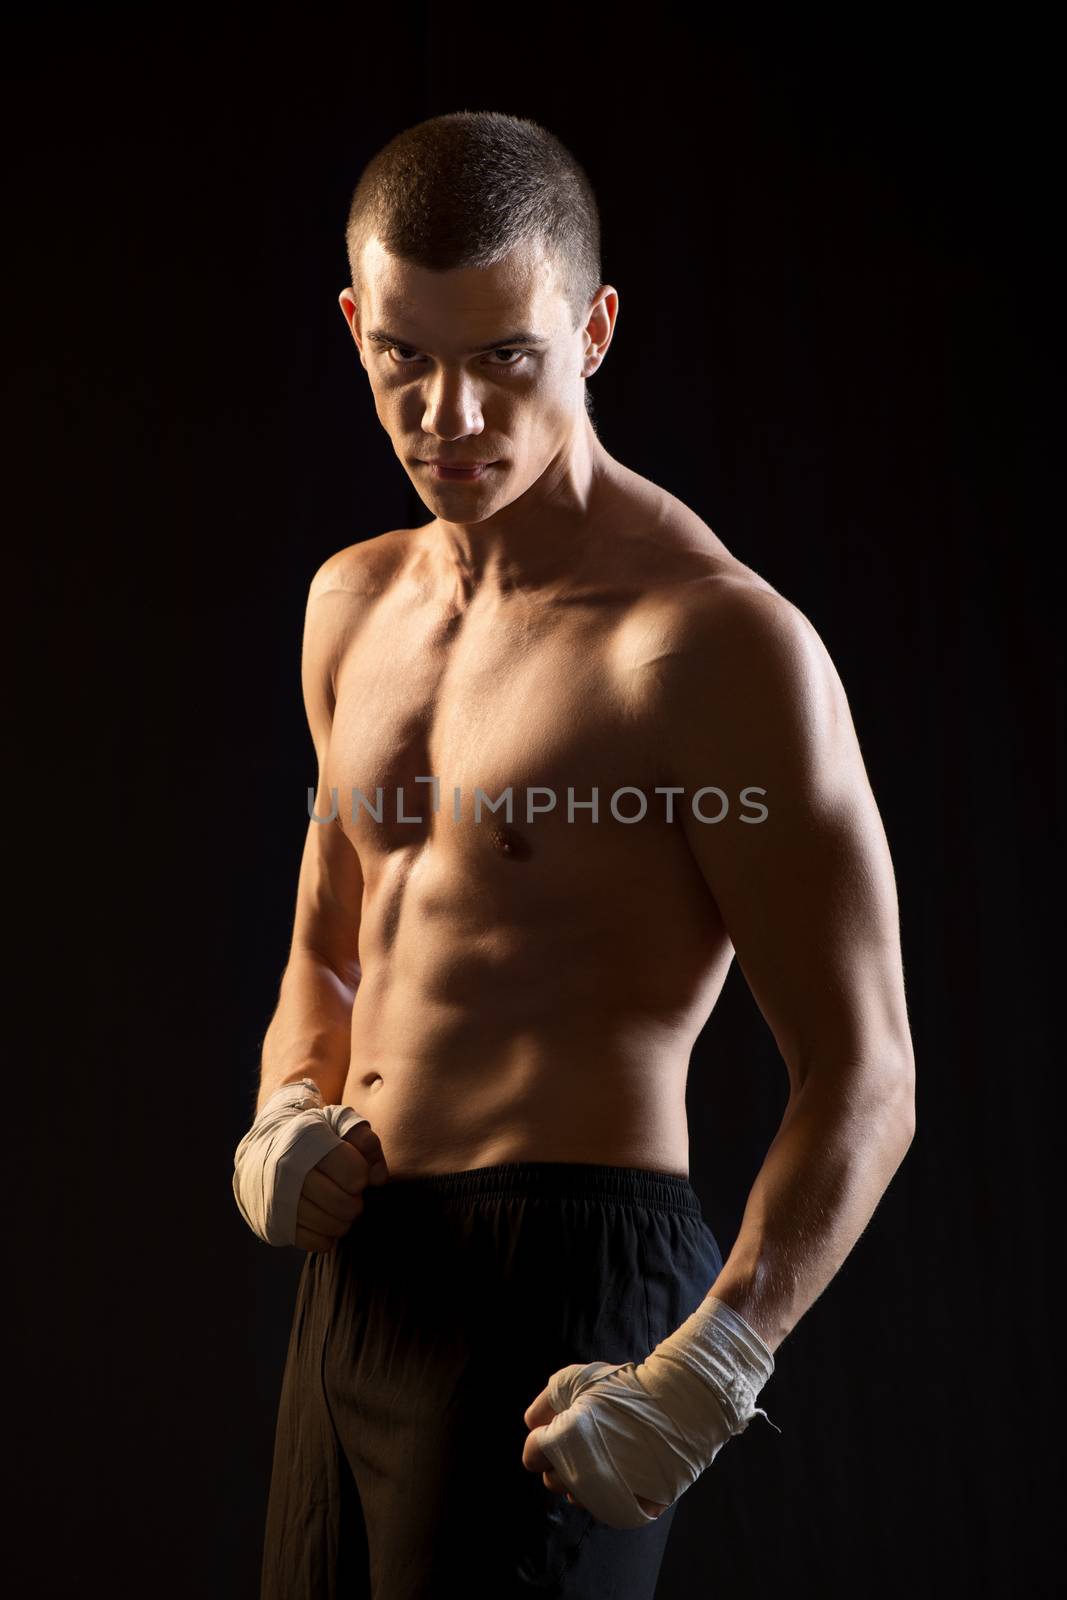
[538,1296,781,1530]
[232,1077,369,1246]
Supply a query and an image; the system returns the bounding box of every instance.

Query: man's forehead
[359,235,565,338]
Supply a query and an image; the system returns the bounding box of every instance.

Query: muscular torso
[331,474,776,1177]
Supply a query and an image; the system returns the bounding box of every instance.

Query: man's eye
[384,345,527,368]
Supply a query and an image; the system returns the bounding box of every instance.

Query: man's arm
[660,580,916,1354]
[255,554,366,1117]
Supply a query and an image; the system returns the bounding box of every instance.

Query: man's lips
[419,461,496,480]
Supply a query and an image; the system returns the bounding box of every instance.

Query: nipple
[488,823,532,861]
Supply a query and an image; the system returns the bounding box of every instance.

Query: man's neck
[424,422,627,595]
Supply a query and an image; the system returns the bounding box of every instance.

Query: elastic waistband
[369,1161,702,1216]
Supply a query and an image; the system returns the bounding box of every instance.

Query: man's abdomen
[340,845,732,1178]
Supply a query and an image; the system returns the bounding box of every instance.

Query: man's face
[341,235,595,522]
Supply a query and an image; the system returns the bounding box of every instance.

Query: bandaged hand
[522,1296,780,1530]
[232,1077,387,1248]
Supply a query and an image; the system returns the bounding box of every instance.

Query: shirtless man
[233,112,916,1600]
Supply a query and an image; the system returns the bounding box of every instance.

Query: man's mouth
[419,461,495,482]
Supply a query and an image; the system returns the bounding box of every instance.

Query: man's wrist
[256,1074,331,1118]
[638,1295,780,1438]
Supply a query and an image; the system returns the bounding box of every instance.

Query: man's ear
[338,288,365,365]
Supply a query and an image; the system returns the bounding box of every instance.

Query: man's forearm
[255,947,360,1115]
[705,1066,915,1355]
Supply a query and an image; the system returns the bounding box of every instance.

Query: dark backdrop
[8,17,1057,1599]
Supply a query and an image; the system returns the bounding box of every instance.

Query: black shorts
[260,1160,725,1599]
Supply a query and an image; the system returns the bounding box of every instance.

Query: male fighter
[233,111,916,1599]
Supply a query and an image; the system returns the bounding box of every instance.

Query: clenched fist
[294,1117,389,1252]
[232,1077,389,1248]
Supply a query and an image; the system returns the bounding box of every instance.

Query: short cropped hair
[344,110,603,338]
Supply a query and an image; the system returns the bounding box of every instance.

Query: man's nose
[420,368,485,439]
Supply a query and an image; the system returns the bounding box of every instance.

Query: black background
[7,16,1058,1598]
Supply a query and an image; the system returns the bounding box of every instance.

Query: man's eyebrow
[366,328,550,354]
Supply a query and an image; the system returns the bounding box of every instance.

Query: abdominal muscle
[338,924,713,1182]
[340,1035,693,1181]
[335,763,733,1181]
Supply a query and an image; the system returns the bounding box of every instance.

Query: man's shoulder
[617,502,836,730]
[307,527,414,606]
[301,530,416,690]
[611,480,774,617]
[660,570,816,666]
[639,555,851,793]
[615,495,801,671]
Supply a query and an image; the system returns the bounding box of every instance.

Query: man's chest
[324,591,664,856]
